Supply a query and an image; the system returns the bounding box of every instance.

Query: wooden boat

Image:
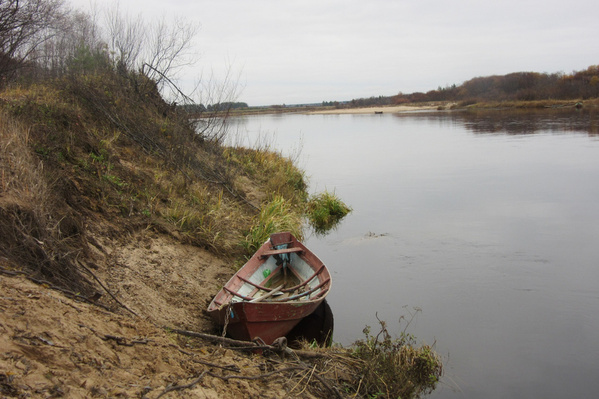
[207,232,332,345]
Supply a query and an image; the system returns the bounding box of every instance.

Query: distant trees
[391,65,599,104]
[349,95,393,107]
[32,8,108,77]
[562,65,599,99]
[206,101,248,111]
[178,102,248,116]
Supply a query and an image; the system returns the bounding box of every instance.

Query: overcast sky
[69,0,599,106]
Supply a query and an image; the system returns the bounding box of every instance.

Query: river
[227,108,599,398]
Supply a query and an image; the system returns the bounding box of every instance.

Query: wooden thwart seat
[259,246,304,259]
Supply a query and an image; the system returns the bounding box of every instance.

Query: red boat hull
[207,232,331,345]
[220,300,324,344]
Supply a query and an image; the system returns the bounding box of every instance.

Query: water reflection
[393,108,599,136]
[286,299,334,348]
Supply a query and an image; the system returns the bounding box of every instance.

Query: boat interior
[212,234,330,309]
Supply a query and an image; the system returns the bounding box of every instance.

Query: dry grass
[0,111,45,200]
[0,70,313,278]
[224,144,308,204]
[241,195,305,257]
[0,110,93,294]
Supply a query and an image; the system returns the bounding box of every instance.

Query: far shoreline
[224,99,596,117]
[307,104,439,115]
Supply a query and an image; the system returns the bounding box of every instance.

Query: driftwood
[166,327,330,359]
[155,365,343,399]
[167,327,273,348]
[163,327,344,398]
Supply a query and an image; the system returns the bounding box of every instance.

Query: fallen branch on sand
[166,327,330,359]
[155,366,342,399]
[163,327,344,398]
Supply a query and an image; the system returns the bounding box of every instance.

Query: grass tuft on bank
[241,195,305,255]
[307,190,352,234]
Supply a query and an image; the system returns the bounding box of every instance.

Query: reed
[291,312,444,399]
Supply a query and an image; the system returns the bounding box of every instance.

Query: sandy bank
[308,104,439,115]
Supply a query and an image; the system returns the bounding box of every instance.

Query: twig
[168,344,240,372]
[155,371,208,398]
[142,63,193,104]
[0,266,111,311]
[167,327,266,348]
[155,367,342,399]
[76,260,138,317]
[191,358,240,373]
[102,334,149,346]
[164,327,342,397]
[288,364,314,395]
[167,327,329,359]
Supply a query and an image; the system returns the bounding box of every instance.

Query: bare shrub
[351,314,443,399]
[0,0,66,81]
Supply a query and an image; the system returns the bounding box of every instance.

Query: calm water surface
[228,109,599,398]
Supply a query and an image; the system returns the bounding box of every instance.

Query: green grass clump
[241,195,304,257]
[306,191,351,234]
[350,317,443,399]
[223,145,308,204]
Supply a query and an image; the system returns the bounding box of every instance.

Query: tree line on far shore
[341,65,599,108]
[180,102,249,114]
